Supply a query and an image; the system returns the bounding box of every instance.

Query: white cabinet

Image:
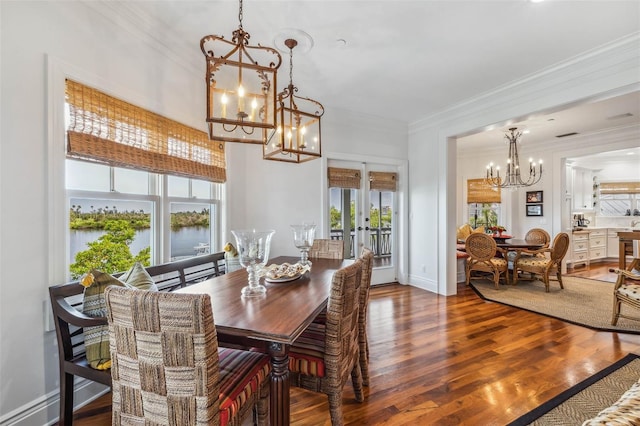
[571,231,590,267]
[572,167,594,210]
[589,229,607,260]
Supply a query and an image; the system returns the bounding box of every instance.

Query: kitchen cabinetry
[589,229,607,260]
[571,231,590,267]
[571,167,594,210]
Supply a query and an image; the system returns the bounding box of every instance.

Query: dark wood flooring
[72,261,640,425]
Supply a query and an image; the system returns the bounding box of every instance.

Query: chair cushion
[617,284,640,301]
[456,250,469,259]
[516,256,549,268]
[218,348,271,426]
[289,322,326,378]
[582,380,640,425]
[82,263,156,370]
[490,258,508,268]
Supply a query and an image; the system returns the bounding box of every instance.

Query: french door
[327,160,398,284]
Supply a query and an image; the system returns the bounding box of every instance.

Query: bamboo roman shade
[328,167,361,189]
[66,79,226,183]
[467,178,501,203]
[599,182,640,194]
[369,171,397,192]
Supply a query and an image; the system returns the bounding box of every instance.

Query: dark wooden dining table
[496,238,544,250]
[176,255,351,426]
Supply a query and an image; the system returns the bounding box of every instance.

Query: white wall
[407,33,640,296]
[0,2,408,423]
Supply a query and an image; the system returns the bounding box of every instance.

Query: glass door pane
[329,187,357,259]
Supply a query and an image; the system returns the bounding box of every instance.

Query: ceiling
[94,1,640,150]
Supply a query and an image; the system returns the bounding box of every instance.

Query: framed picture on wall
[526,204,543,217]
[526,190,543,203]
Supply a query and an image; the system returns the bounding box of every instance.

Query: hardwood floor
[73,261,640,425]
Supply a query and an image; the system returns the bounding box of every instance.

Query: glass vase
[231,229,275,297]
[291,223,316,266]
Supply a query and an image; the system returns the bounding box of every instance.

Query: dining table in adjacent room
[176,255,351,426]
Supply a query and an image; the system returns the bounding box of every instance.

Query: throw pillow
[472,226,485,234]
[81,262,156,370]
[456,224,473,241]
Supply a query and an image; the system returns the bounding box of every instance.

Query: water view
[70,227,210,263]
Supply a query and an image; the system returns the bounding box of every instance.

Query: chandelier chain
[238,0,243,29]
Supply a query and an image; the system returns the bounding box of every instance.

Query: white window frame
[47,56,223,283]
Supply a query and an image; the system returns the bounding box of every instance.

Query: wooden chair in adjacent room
[512,232,570,292]
[288,259,365,425]
[465,232,509,289]
[104,286,270,426]
[506,228,551,270]
[611,240,640,325]
[309,239,345,259]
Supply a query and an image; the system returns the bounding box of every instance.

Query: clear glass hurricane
[291,223,316,266]
[231,229,275,297]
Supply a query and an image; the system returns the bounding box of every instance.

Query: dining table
[176,255,352,426]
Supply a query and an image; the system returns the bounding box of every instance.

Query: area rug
[507,353,640,425]
[469,276,640,334]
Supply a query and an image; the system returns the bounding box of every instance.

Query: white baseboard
[0,380,109,426]
[406,274,438,293]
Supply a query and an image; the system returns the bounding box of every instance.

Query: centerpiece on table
[489,225,507,237]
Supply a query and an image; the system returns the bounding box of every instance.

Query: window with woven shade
[467,178,502,229]
[64,79,223,277]
[66,79,226,183]
[598,181,640,216]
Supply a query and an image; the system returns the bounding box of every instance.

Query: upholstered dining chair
[512,232,570,292]
[104,286,270,426]
[465,232,509,289]
[309,239,345,259]
[611,256,640,325]
[506,228,551,266]
[288,259,365,425]
[312,247,374,385]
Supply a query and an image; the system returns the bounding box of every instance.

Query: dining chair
[309,239,345,259]
[512,232,570,292]
[104,286,270,426]
[288,259,365,425]
[506,227,551,259]
[357,247,374,386]
[465,232,509,289]
[611,254,640,325]
[311,247,375,386]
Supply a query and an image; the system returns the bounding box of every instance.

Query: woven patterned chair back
[525,228,551,247]
[325,258,364,391]
[105,287,220,425]
[309,239,345,259]
[358,247,374,386]
[465,233,497,262]
[550,232,570,263]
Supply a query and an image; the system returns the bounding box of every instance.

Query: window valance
[467,178,501,203]
[328,167,361,189]
[65,79,226,183]
[369,171,397,192]
[599,182,640,195]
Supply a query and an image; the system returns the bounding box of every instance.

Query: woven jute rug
[470,275,640,334]
[508,353,640,425]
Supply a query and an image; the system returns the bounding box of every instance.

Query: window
[598,182,640,216]
[64,79,224,278]
[67,160,222,277]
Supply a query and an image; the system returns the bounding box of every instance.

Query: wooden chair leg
[612,297,621,325]
[328,392,345,426]
[60,372,74,425]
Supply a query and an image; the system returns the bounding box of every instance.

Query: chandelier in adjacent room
[485,127,543,188]
[200,0,282,145]
[264,36,324,163]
